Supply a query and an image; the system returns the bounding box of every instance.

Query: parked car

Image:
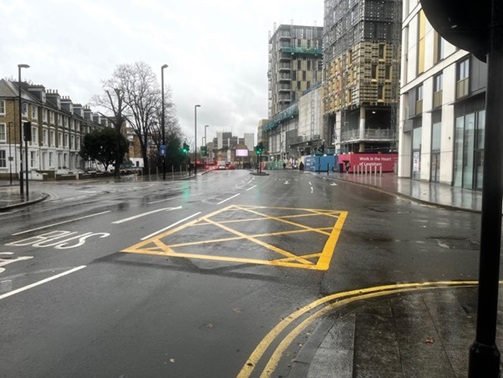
[120,163,142,175]
[218,165,226,170]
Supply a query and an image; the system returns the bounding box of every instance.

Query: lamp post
[204,124,209,167]
[24,122,29,200]
[194,104,201,175]
[161,64,168,180]
[18,64,29,196]
[8,122,13,185]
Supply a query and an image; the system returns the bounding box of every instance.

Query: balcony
[456,78,469,99]
[341,129,396,142]
[280,46,323,57]
[433,91,443,109]
[415,99,423,115]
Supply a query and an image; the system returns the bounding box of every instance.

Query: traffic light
[182,142,189,154]
[23,121,32,142]
[255,142,263,154]
[420,0,491,61]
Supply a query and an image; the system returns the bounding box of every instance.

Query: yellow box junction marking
[122,205,348,271]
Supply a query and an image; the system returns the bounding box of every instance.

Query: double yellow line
[237,281,480,378]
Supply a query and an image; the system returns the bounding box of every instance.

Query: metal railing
[341,129,396,141]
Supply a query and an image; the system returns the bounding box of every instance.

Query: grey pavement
[0,172,499,377]
[285,171,495,378]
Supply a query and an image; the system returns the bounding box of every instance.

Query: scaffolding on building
[323,0,402,152]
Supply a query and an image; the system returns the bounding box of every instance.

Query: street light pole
[204,124,209,167]
[194,104,201,175]
[25,124,29,200]
[17,64,29,196]
[8,122,13,185]
[161,64,168,180]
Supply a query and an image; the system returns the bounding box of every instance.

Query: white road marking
[112,206,182,224]
[0,265,86,300]
[331,183,337,186]
[246,185,257,191]
[218,193,240,205]
[147,193,202,205]
[141,212,201,240]
[0,255,33,273]
[308,181,314,193]
[12,211,112,236]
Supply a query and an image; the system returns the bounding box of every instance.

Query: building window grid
[0,100,5,115]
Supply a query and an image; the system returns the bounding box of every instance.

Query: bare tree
[92,61,179,176]
[119,62,160,175]
[90,67,129,179]
[151,91,182,151]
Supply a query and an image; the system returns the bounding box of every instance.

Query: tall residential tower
[323,0,402,153]
[268,23,324,118]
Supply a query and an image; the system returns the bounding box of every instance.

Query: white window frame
[0,150,6,168]
[0,123,6,142]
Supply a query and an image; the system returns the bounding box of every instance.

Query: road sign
[160,145,167,157]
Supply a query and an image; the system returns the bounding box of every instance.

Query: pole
[161,64,168,180]
[205,125,209,168]
[24,136,29,200]
[469,1,503,376]
[194,105,200,175]
[8,122,13,185]
[202,136,205,170]
[18,65,26,196]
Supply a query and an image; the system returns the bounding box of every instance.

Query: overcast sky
[2,0,324,143]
